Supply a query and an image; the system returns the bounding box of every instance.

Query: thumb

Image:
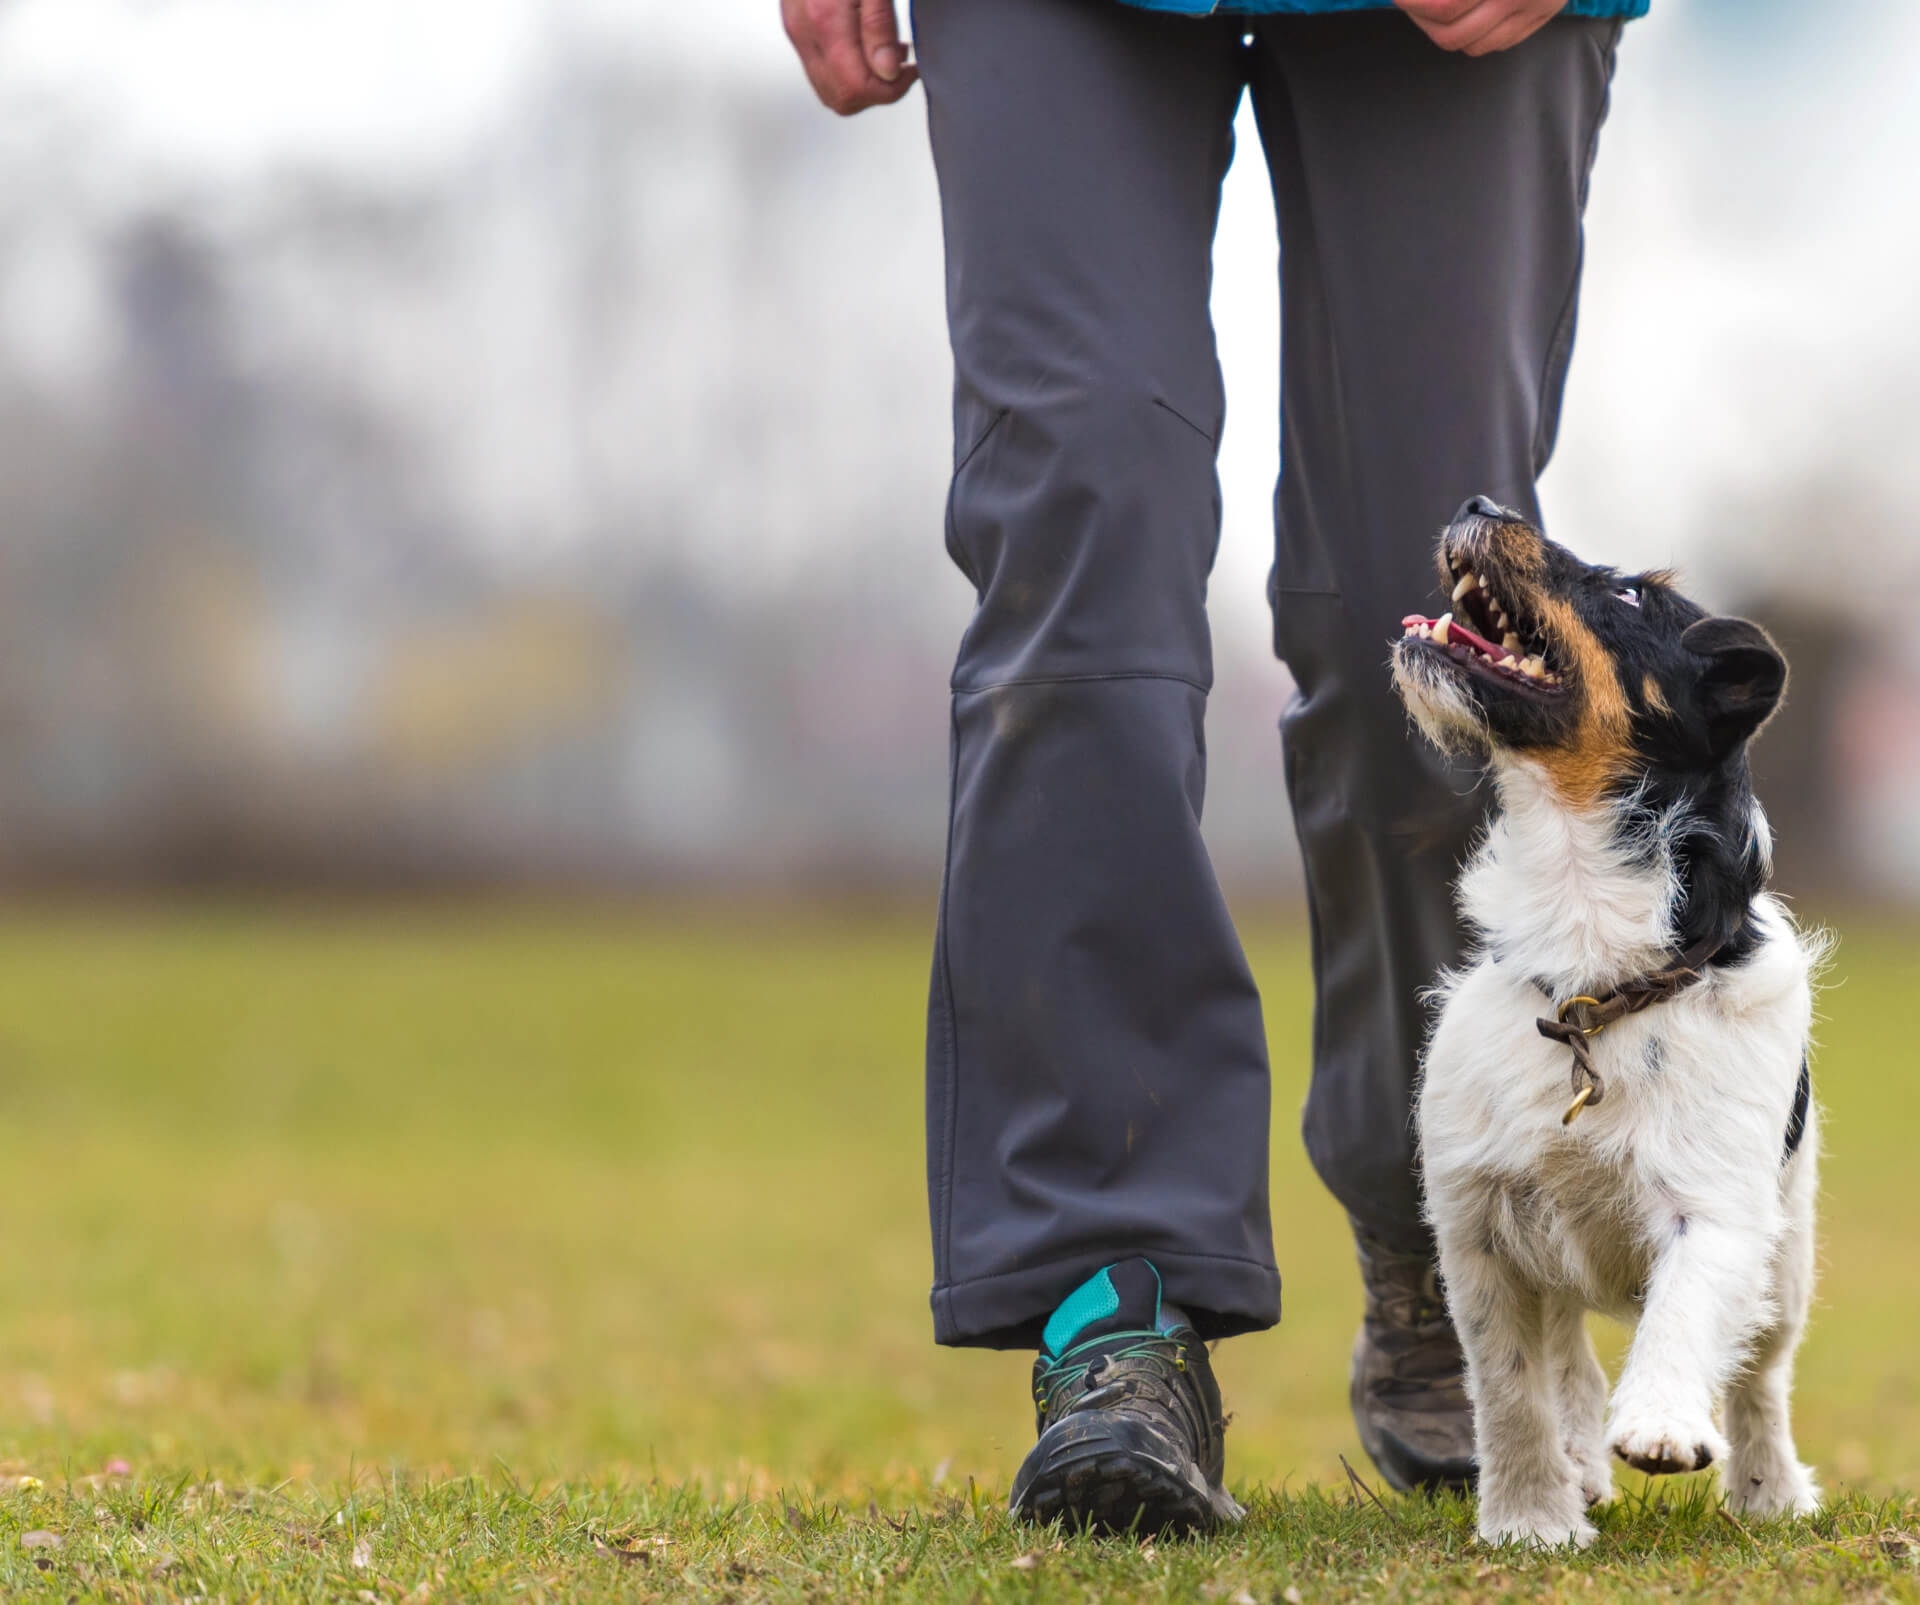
[858,0,905,81]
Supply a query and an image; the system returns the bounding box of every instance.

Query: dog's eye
[1614,586,1641,607]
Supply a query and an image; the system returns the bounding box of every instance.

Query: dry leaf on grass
[593,1533,671,1563]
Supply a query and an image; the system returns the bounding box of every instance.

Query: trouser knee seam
[953,670,1211,697]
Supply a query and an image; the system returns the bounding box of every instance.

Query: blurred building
[0,0,1913,899]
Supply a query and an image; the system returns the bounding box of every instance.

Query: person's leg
[1250,5,1622,1260]
[1247,10,1623,1483]
[913,0,1277,1355]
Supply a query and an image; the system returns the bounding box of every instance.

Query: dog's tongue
[1401,612,1506,659]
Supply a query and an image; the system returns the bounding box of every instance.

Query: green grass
[0,902,1916,1599]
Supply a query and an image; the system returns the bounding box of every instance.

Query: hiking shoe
[1009,1258,1243,1536]
[1349,1220,1477,1493]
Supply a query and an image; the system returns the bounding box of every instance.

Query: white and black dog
[1392,497,1820,1549]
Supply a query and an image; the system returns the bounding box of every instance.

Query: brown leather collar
[1535,933,1725,1126]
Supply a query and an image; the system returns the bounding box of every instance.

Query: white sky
[0,0,1914,634]
[0,0,798,185]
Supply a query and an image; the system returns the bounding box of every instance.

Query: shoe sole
[1349,1366,1476,1494]
[1356,1417,1477,1495]
[1009,1411,1242,1537]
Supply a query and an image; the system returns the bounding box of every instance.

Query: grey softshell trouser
[918,0,1622,1349]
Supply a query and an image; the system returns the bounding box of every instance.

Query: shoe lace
[1034,1329,1192,1422]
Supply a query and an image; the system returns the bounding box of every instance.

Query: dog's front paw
[1478,1509,1598,1551]
[1477,1466,1595,1551]
[1568,1441,1614,1508]
[1608,1403,1729,1476]
[1725,1452,1820,1519]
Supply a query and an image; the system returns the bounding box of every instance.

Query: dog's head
[1391,497,1787,806]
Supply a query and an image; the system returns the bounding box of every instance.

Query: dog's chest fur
[1419,764,1817,1317]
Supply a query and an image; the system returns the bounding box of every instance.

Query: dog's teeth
[1432,613,1452,645]
[1502,632,1523,652]
[1497,654,1517,669]
[1452,572,1477,603]
[1520,656,1546,679]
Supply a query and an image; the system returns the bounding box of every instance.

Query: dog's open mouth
[1402,551,1565,695]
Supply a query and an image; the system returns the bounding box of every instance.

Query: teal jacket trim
[1117,0,1648,16]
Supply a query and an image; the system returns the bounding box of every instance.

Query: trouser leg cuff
[931,1249,1280,1351]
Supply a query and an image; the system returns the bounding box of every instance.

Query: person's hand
[782,0,919,116]
[1395,0,1567,56]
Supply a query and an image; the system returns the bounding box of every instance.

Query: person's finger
[795,0,876,113]
[1442,0,1555,56]
[777,0,920,114]
[1415,0,1564,53]
[781,0,839,108]
[1395,0,1481,23]
[812,0,875,109]
[1436,8,1512,52]
[858,0,906,82]
[1399,0,1499,50]
[857,62,920,107]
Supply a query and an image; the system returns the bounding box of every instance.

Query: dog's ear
[1681,616,1787,755]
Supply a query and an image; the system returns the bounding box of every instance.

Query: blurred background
[0,0,1916,900]
[3,0,1920,1508]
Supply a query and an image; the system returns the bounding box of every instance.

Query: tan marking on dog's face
[1428,516,1638,806]
[1531,594,1634,809]
[1488,520,1548,582]
[1641,674,1673,718]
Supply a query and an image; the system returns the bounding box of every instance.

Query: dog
[1391,496,1821,1549]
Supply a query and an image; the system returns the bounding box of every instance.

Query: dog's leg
[1545,1297,1612,1508]
[1607,1215,1772,1478]
[1724,1162,1820,1517]
[1437,1227,1594,1549]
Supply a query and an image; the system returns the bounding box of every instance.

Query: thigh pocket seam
[1153,395,1218,447]
[955,406,1008,475]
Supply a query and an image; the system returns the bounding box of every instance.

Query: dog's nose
[1456,494,1521,524]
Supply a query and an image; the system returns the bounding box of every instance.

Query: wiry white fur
[1418,753,1822,1549]
[1463,766,1681,997]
